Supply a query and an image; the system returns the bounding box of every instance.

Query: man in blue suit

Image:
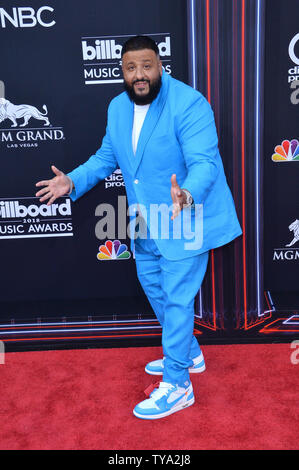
[36,35,241,420]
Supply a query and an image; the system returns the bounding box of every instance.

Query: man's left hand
[170,174,187,220]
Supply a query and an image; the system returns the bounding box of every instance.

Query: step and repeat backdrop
[263,0,299,334]
[0,0,298,349]
[193,0,299,340]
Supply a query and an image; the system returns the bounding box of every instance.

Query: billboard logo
[0,197,73,239]
[82,33,172,86]
[97,240,131,260]
[0,6,55,28]
[82,39,123,61]
[272,139,299,162]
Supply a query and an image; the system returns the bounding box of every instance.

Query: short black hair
[121,35,159,57]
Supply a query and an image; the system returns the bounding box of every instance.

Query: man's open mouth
[134,81,149,89]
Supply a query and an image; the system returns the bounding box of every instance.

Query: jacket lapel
[131,70,170,175]
[121,96,135,169]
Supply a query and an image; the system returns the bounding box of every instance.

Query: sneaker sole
[145,362,206,376]
[133,396,195,420]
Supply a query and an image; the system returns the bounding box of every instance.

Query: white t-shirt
[132,103,150,154]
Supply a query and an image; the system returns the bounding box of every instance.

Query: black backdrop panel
[263,0,299,296]
[0,1,188,306]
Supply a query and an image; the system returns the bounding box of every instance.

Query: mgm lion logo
[0,98,50,128]
[286,219,299,247]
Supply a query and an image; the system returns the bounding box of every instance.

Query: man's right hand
[35,165,73,205]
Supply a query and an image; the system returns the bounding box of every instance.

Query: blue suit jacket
[68,71,242,260]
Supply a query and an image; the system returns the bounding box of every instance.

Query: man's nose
[135,66,145,80]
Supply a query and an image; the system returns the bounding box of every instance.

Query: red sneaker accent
[144,381,161,397]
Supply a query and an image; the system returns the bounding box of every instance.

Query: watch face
[182,190,192,205]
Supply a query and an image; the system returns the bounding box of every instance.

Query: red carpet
[0,343,298,450]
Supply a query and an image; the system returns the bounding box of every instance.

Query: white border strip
[0,234,73,239]
[0,318,159,328]
[189,0,203,319]
[283,315,299,325]
[255,0,263,317]
[82,33,170,39]
[85,80,124,85]
[0,325,162,335]
[190,0,197,89]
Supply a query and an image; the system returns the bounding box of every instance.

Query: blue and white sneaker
[145,352,206,376]
[133,381,194,420]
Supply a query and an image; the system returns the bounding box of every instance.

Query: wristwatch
[181,189,194,207]
[66,175,74,195]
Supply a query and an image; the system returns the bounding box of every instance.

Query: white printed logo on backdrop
[288,33,299,105]
[0,98,65,149]
[0,197,73,239]
[273,219,299,261]
[104,169,125,190]
[0,6,55,28]
[81,33,172,85]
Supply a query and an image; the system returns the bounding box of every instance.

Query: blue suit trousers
[134,235,209,387]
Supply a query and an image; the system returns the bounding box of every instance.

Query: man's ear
[159,59,163,76]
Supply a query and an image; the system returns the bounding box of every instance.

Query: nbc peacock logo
[272,139,299,162]
[97,240,131,261]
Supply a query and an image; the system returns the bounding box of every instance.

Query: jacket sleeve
[176,94,220,205]
[67,124,117,201]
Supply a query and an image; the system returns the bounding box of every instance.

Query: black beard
[124,75,162,105]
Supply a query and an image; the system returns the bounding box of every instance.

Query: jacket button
[134,179,139,184]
